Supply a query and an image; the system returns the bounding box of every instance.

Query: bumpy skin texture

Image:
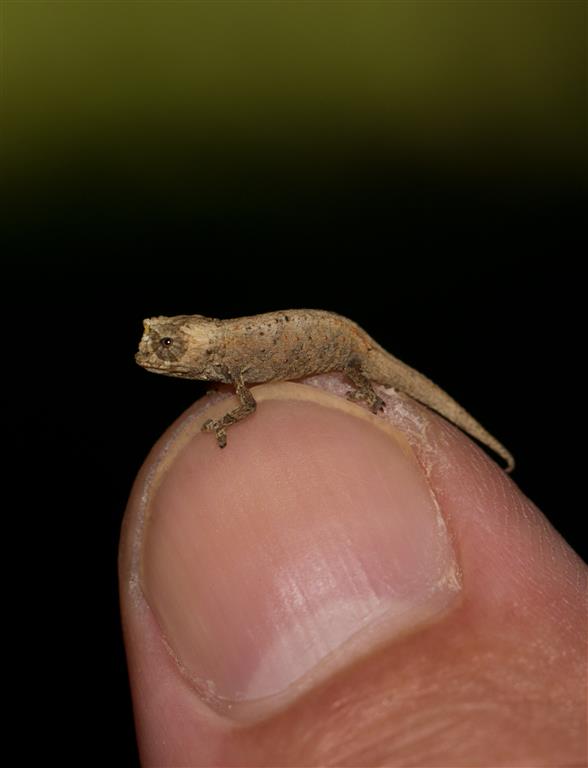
[135,309,514,470]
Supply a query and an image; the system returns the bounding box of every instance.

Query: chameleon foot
[347,388,385,414]
[202,419,227,448]
[201,372,256,448]
[345,362,386,414]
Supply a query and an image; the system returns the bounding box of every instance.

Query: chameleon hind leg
[345,361,385,414]
[202,372,257,448]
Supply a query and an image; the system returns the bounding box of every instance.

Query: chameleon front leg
[202,372,257,448]
[345,361,385,414]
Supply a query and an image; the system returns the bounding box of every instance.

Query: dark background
[2,2,585,764]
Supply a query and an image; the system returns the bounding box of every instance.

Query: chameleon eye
[155,333,185,362]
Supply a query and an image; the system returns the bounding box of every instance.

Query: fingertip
[133,385,461,717]
[120,380,586,766]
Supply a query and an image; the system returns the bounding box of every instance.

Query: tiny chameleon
[135,309,514,472]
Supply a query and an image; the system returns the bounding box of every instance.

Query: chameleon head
[135,315,221,380]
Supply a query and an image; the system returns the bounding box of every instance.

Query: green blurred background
[3,0,585,172]
[2,0,585,274]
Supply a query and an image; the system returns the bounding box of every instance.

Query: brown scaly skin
[135,309,514,471]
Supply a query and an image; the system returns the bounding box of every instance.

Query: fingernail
[140,386,460,714]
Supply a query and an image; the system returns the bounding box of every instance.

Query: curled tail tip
[504,453,516,473]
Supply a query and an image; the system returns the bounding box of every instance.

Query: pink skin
[119,380,586,767]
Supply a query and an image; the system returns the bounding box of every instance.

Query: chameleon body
[135,309,514,471]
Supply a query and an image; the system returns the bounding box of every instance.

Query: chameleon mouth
[135,353,193,378]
